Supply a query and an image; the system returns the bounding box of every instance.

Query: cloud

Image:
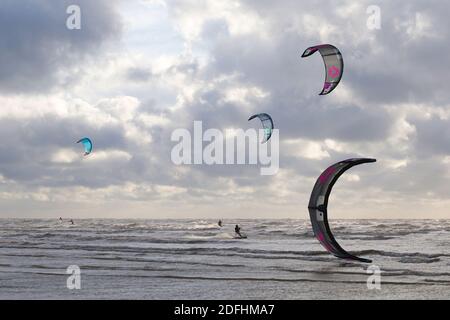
[0,0,122,93]
[0,0,450,218]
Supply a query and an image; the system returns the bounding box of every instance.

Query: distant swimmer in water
[218,220,223,227]
[234,224,242,237]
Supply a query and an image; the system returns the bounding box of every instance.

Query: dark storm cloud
[0,0,122,93]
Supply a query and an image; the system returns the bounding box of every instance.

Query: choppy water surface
[0,219,449,299]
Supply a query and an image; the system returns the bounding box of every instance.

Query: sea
[0,219,449,299]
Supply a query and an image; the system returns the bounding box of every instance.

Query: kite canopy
[76,137,93,155]
[308,158,376,263]
[301,44,343,95]
[248,113,274,143]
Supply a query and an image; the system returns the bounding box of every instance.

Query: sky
[0,0,449,219]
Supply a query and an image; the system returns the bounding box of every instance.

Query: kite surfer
[235,224,242,238]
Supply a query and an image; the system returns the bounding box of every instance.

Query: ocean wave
[3,240,449,263]
[353,249,450,260]
[147,274,446,286]
[184,232,234,240]
[398,257,441,264]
